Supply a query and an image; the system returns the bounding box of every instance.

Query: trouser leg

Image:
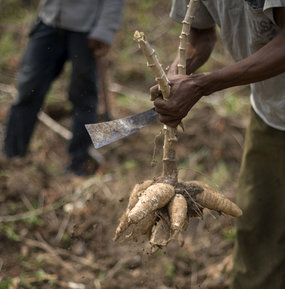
[67,31,98,168]
[4,22,67,157]
[230,109,285,289]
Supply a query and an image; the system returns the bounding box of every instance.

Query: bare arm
[203,8,285,95]
[167,26,217,76]
[151,26,216,100]
[154,8,285,127]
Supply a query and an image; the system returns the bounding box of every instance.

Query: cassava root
[113,180,153,241]
[114,180,242,250]
[128,183,175,224]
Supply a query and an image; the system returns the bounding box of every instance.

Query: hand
[151,74,207,127]
[166,56,179,78]
[89,38,110,58]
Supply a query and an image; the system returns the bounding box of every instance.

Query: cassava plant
[114,0,242,251]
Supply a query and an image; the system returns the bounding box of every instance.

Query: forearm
[153,8,285,128]
[201,27,285,96]
[168,27,216,76]
[186,27,217,74]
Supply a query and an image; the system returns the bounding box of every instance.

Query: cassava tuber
[149,212,172,247]
[113,180,153,241]
[128,183,175,224]
[168,194,188,231]
[184,181,243,218]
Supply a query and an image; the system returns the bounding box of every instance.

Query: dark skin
[89,38,110,58]
[151,8,285,128]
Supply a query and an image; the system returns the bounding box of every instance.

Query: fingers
[154,98,180,117]
[158,116,180,128]
[89,39,110,58]
[93,44,109,58]
[150,85,179,127]
[150,84,162,101]
[154,98,181,128]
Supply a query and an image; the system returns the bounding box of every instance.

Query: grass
[0,223,20,242]
[223,227,237,242]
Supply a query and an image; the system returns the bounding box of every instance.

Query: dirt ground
[0,87,249,288]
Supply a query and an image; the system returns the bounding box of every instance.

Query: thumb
[154,97,168,112]
[150,84,162,101]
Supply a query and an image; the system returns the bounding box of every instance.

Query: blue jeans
[4,21,98,168]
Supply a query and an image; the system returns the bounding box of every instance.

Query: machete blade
[85,108,158,149]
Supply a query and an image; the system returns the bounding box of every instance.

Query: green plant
[0,279,13,289]
[0,223,20,242]
[164,261,176,279]
[223,227,237,242]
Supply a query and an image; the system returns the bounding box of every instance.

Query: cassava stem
[160,0,201,182]
[161,0,200,182]
[134,31,178,184]
[134,31,170,98]
[178,0,200,74]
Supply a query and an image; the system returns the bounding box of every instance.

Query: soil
[0,91,248,289]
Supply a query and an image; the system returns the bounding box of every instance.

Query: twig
[0,199,65,223]
[55,213,70,242]
[37,111,72,140]
[0,175,111,223]
[96,55,111,120]
[105,256,131,279]
[10,274,87,289]
[0,82,105,164]
[34,232,77,274]
[57,281,86,289]
[24,237,100,271]
[20,193,35,211]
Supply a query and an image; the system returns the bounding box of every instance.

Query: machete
[85,108,158,149]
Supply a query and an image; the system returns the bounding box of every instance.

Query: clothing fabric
[4,23,98,167]
[170,1,285,288]
[170,0,285,131]
[4,1,123,170]
[231,109,285,289]
[39,0,124,45]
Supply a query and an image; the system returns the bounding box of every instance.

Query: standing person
[3,0,124,176]
[151,1,285,288]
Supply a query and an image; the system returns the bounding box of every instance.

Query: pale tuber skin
[114,180,242,248]
[183,181,243,218]
[150,211,172,247]
[128,183,175,224]
[168,194,188,231]
[113,180,153,241]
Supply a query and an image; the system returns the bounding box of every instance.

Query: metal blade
[85,108,158,149]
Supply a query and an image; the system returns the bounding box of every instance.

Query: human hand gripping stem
[152,7,285,128]
[151,73,208,128]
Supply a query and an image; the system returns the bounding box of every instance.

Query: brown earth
[0,91,249,288]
